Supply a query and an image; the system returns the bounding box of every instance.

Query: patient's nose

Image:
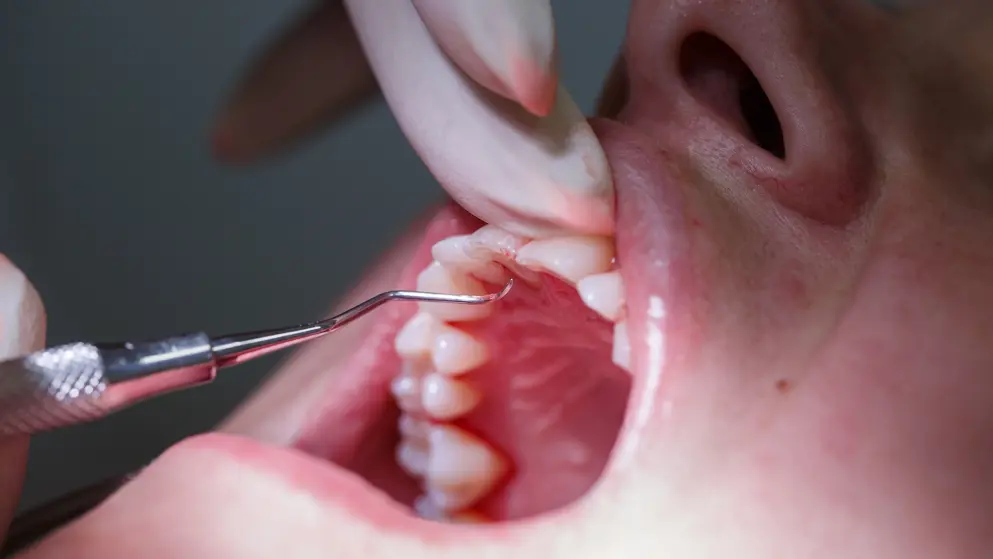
[616,0,873,225]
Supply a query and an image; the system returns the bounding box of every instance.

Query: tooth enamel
[395,312,444,358]
[431,236,511,285]
[432,324,489,375]
[612,321,631,372]
[416,262,493,322]
[515,236,615,284]
[397,440,430,478]
[577,271,625,322]
[398,413,431,442]
[421,373,482,420]
[390,370,423,413]
[425,424,508,512]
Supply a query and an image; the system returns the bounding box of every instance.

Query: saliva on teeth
[392,224,629,522]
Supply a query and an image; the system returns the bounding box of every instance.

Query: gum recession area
[293,204,631,521]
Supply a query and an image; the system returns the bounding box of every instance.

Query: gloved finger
[0,255,46,538]
[345,0,614,238]
[211,1,377,164]
[412,0,558,116]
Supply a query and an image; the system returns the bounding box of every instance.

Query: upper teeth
[393,225,629,522]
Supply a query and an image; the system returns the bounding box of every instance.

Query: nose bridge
[619,0,874,227]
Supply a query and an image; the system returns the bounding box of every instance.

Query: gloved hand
[211,0,615,239]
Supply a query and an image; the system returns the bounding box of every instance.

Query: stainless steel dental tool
[0,280,513,437]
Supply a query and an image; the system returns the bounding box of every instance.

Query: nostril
[678,32,785,160]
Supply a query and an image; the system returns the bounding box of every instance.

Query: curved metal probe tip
[327,278,514,327]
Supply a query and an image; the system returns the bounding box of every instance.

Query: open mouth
[280,30,787,526]
[292,204,632,523]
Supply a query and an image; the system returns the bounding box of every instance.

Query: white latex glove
[211,1,614,239]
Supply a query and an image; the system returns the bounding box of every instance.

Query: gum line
[389,225,629,521]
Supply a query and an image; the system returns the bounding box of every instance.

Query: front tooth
[416,262,493,322]
[432,324,489,375]
[425,424,508,513]
[395,312,443,358]
[422,373,482,420]
[612,321,631,372]
[515,236,614,284]
[577,270,625,322]
[397,441,429,478]
[431,236,510,285]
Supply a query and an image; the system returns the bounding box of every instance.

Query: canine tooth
[612,321,631,371]
[577,271,625,322]
[390,371,423,412]
[432,325,488,375]
[425,424,508,512]
[416,262,493,322]
[398,413,430,442]
[432,236,510,285]
[515,236,614,284]
[397,441,429,478]
[422,374,482,420]
[395,312,443,358]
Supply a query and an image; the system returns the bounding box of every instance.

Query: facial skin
[6,0,993,557]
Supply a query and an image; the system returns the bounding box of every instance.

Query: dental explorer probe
[0,279,514,437]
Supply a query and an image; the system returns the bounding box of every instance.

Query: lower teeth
[392,225,628,521]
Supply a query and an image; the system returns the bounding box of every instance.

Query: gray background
[0,1,628,511]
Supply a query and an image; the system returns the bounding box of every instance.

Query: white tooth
[390,370,423,413]
[413,495,448,521]
[398,413,430,442]
[412,0,556,115]
[432,324,489,375]
[416,262,493,322]
[432,236,510,285]
[425,424,508,512]
[396,441,429,478]
[465,226,541,284]
[577,270,625,322]
[516,236,615,284]
[395,312,443,358]
[422,373,482,420]
[612,321,631,372]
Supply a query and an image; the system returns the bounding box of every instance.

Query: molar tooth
[431,236,510,285]
[397,441,429,479]
[416,262,493,322]
[421,373,482,420]
[577,270,625,322]
[425,424,508,512]
[612,321,631,372]
[515,236,614,284]
[432,324,489,375]
[395,312,443,358]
